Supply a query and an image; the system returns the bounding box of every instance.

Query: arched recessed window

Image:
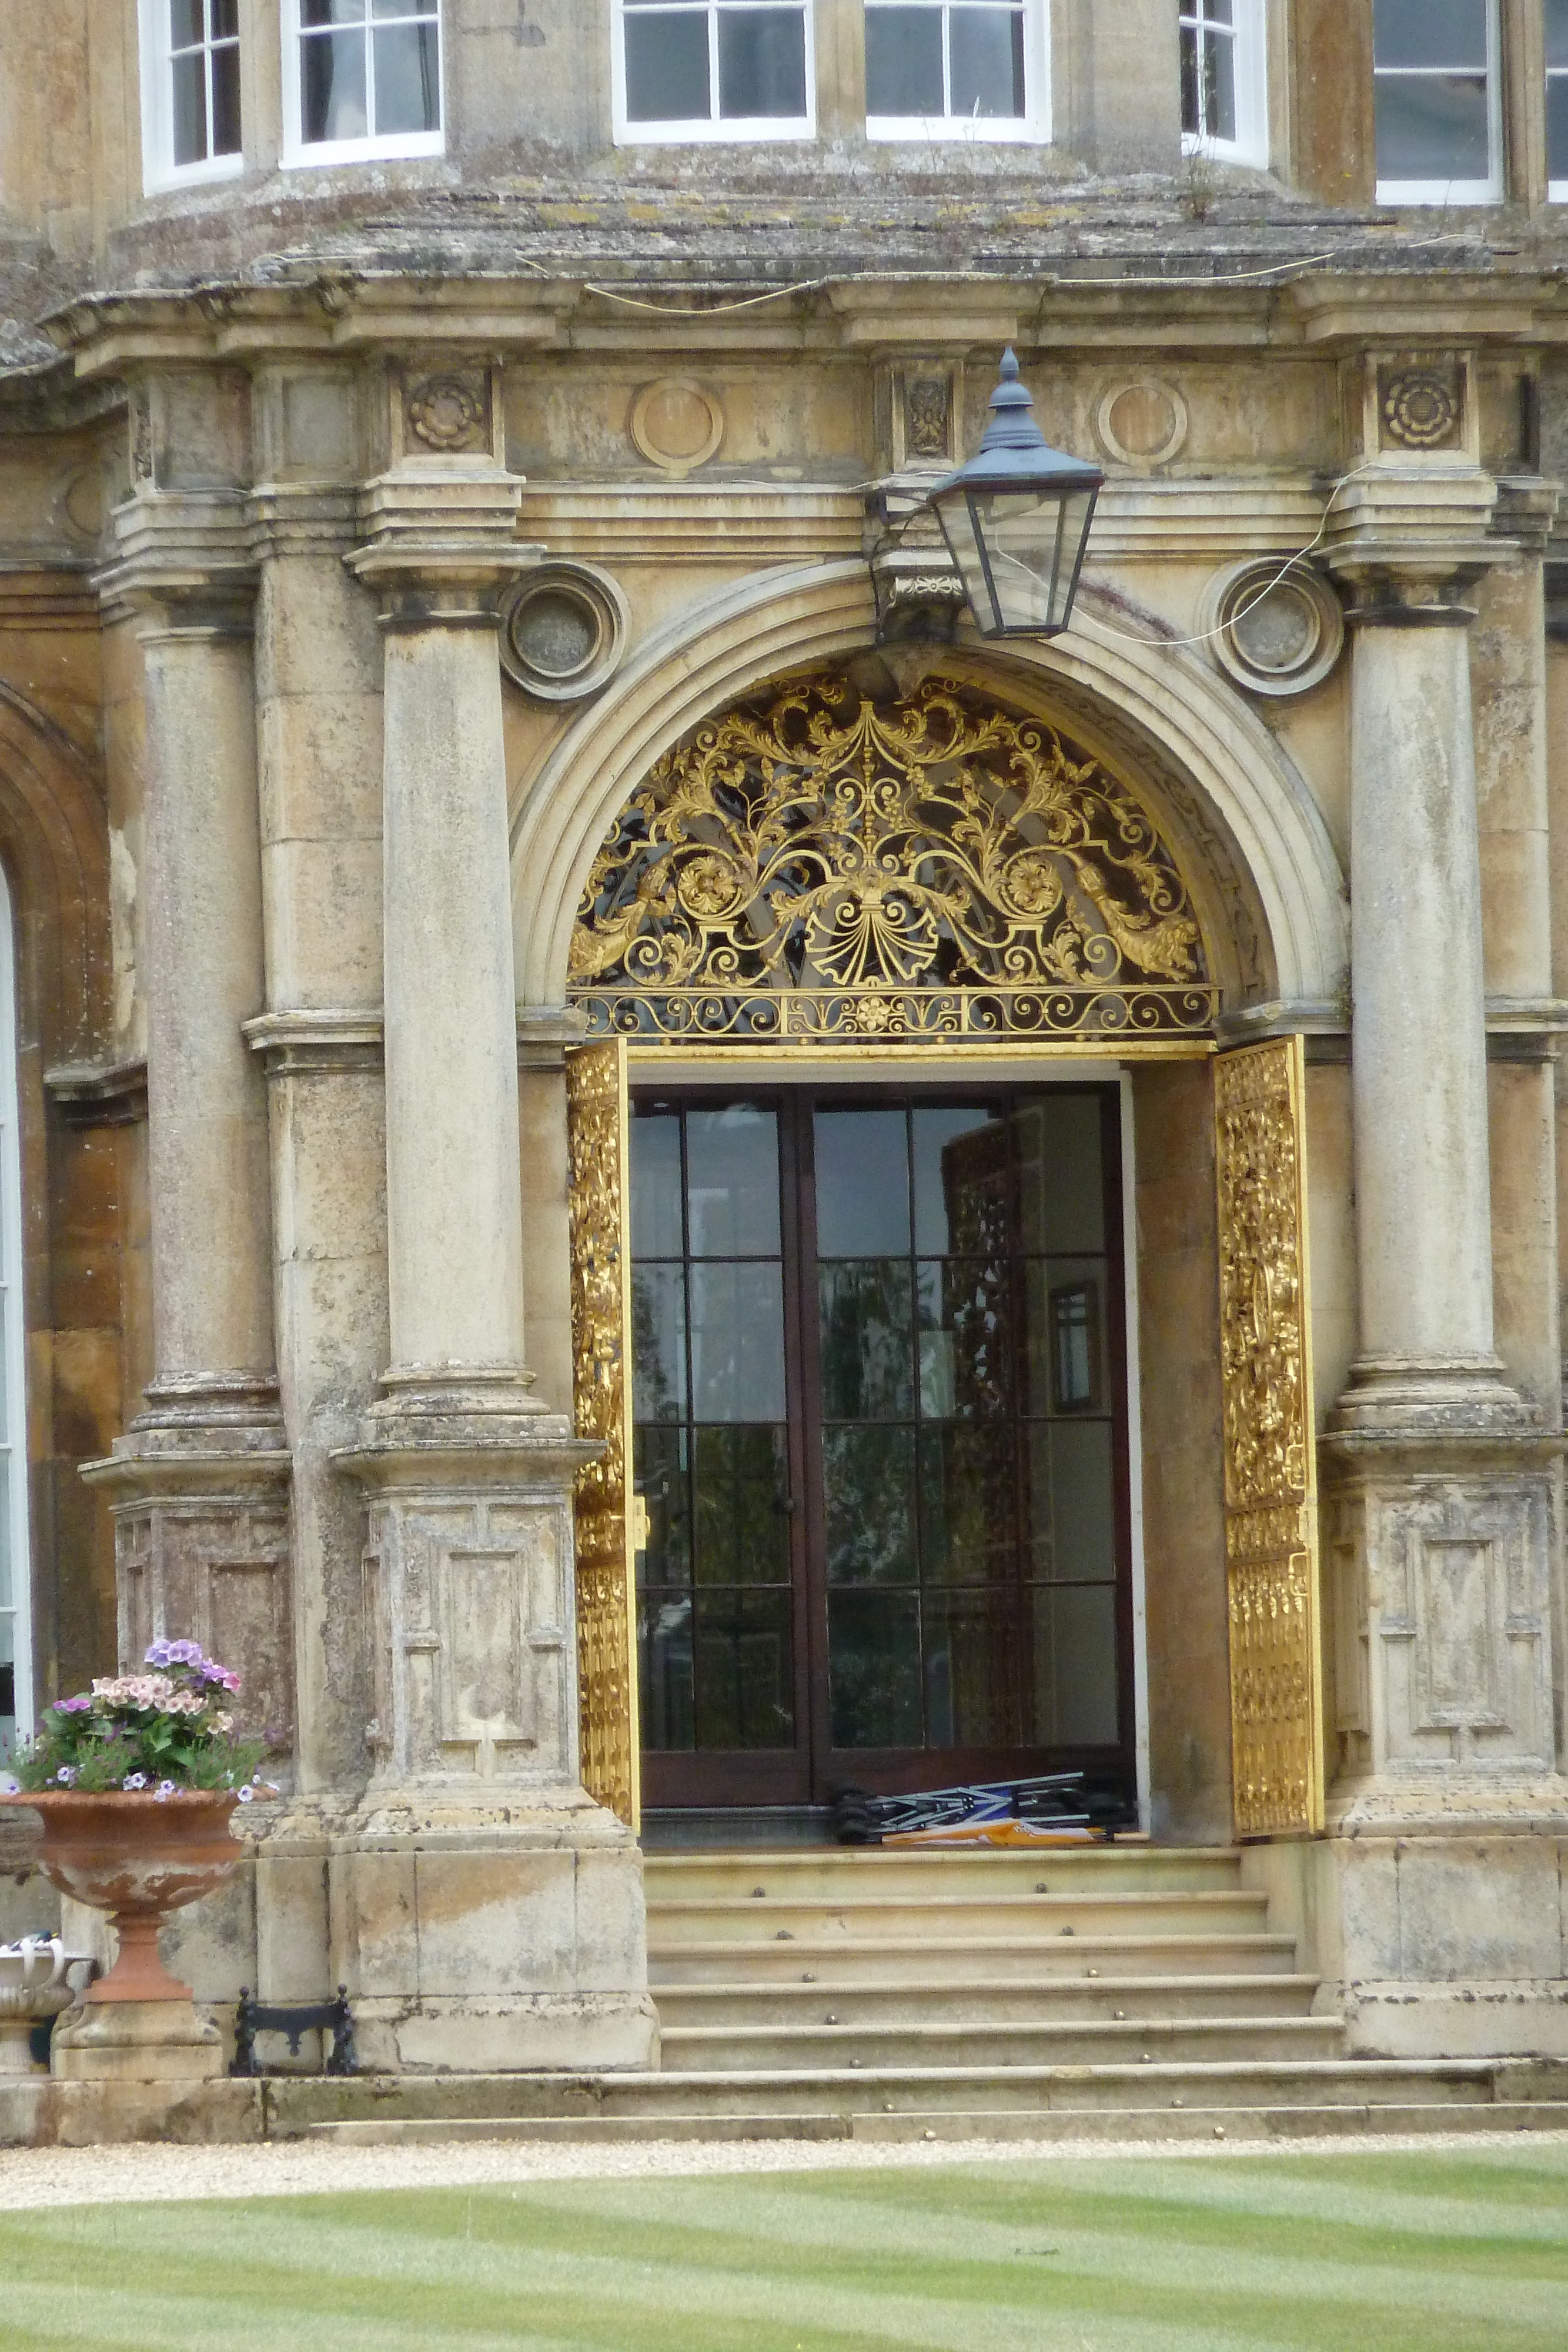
[0,865,31,1759]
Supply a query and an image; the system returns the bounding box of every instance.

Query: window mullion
[709,4,721,123]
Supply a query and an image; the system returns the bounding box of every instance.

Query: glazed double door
[630,1085,1135,1810]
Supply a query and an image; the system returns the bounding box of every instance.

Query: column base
[51,1997,225,2083]
[82,1374,295,1750]
[1329,1353,1542,1437]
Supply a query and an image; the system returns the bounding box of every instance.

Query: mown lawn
[2,2143,1567,2351]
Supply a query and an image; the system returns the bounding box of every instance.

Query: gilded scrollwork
[570,671,1214,1044]
[1215,1037,1325,1836]
[566,1038,639,1829]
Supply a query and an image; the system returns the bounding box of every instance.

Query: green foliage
[10,1641,267,1796]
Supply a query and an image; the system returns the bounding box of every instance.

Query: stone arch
[0,681,111,1063]
[511,560,1348,1018]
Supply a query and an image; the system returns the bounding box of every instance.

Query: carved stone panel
[1214,1035,1325,1835]
[565,1038,640,1829]
[116,1492,294,1749]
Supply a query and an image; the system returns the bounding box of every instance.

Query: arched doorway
[566,662,1217,1818]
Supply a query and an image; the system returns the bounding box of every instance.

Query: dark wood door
[631,1084,1135,1812]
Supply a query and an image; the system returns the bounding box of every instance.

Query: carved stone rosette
[565,1038,640,1829]
[1214,1036,1325,1836]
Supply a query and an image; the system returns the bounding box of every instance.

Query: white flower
[236,1785,255,1803]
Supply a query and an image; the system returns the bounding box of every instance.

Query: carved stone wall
[115,1485,293,1746]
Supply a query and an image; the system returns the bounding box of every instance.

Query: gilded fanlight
[570,671,1215,1044]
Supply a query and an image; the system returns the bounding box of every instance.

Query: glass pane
[630,1110,683,1258]
[1202,0,1234,23]
[689,1261,786,1421]
[631,1263,687,1421]
[949,6,1025,120]
[169,0,204,48]
[717,5,808,116]
[1375,73,1490,181]
[211,44,242,153]
[686,1105,780,1256]
[1034,1584,1119,1745]
[301,27,369,141]
[1201,25,1236,141]
[1551,76,1568,180]
[693,1425,790,1585]
[1022,1422,1052,1576]
[302,0,367,21]
[625,11,711,121]
[917,1422,1015,1583]
[694,1588,794,1746]
[1179,22,1199,135]
[818,1261,914,1420]
[1550,1,1568,71]
[372,22,440,133]
[634,1425,691,1591]
[917,1258,1011,1419]
[1022,1258,1108,1415]
[211,0,239,35]
[1373,0,1489,71]
[823,1426,916,1583]
[639,1586,694,1748]
[814,1108,909,1255]
[912,1105,1008,1254]
[170,50,208,165]
[924,1586,1022,1746]
[1049,1419,1116,1583]
[1016,1096,1104,1252]
[865,6,944,115]
[829,1591,921,1746]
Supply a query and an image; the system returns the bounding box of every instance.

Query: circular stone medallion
[499,563,630,703]
[629,378,725,475]
[1200,558,1345,700]
[1094,379,1189,469]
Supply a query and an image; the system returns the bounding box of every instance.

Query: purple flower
[236,1785,255,1804]
[144,1641,173,1669]
[155,1779,176,1800]
[53,1766,77,1786]
[121,1772,147,1791]
[165,1640,203,1667]
[52,1695,91,1715]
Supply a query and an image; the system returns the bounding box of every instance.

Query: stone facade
[2,0,1568,2070]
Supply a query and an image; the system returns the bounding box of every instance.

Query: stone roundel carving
[406,373,487,453]
[1381,370,1459,450]
[1094,378,1189,469]
[629,377,725,476]
[499,562,630,703]
[1201,558,1345,701]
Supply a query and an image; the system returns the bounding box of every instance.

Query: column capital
[1323,464,1510,622]
[95,488,258,636]
[345,468,544,627]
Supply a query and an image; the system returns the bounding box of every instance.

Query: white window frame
[282,0,446,169]
[1373,0,1502,206]
[865,0,1049,145]
[612,0,817,145]
[1547,5,1568,203]
[138,0,246,194]
[0,867,32,1758]
[1178,0,1268,171]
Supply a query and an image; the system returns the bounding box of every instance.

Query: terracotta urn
[0,1790,242,2005]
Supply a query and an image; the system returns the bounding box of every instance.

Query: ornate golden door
[565,1037,640,1829]
[1213,1036,1325,1836]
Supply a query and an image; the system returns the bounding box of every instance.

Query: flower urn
[0,1936,89,2075]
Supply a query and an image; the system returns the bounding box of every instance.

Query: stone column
[85,459,292,1750]
[333,366,654,2074]
[1307,360,1568,2061]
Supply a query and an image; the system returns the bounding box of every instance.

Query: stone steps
[647,1890,1270,1945]
[649,1933,1303,1983]
[652,1973,1325,2026]
[657,2017,1348,2071]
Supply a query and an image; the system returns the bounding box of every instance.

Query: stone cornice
[243,1009,383,1076]
[44,1055,149,1124]
[246,483,360,561]
[346,468,542,622]
[93,487,257,629]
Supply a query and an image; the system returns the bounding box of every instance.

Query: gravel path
[3,2127,1566,2209]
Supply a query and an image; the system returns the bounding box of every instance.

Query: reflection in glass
[631,1264,686,1423]
[716,6,808,116]
[1374,75,1490,181]
[950,5,1025,119]
[693,1426,790,1585]
[686,1106,780,1255]
[1049,1421,1117,1583]
[829,1591,921,1746]
[630,1110,683,1259]
[694,1589,794,1746]
[819,1261,914,1420]
[1373,0,1488,70]
[689,1262,787,1421]
[1049,1272,1104,1412]
[918,1258,1009,1419]
[865,6,943,114]
[925,1586,1022,1746]
[918,1423,1015,1584]
[1034,1585,1119,1745]
[639,1588,694,1749]
[823,1427,916,1583]
[624,11,710,120]
[634,1425,691,1592]
[814,1110,910,1255]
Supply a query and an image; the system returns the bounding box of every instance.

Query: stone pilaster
[83,475,292,1750]
[327,369,654,2073]
[1309,408,1568,2055]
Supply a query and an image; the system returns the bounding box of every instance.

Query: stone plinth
[51,1996,224,2083]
